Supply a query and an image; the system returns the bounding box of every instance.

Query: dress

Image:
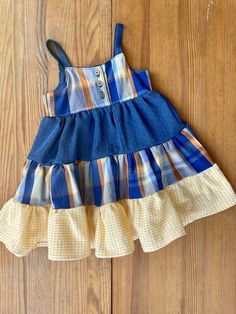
[0,23,235,261]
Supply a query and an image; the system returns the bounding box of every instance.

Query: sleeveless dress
[0,23,235,261]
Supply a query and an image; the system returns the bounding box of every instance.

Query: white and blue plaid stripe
[15,127,214,209]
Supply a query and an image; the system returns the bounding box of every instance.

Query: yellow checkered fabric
[0,164,235,261]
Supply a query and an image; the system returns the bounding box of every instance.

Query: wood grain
[112,1,236,314]
[0,0,235,313]
[0,1,112,313]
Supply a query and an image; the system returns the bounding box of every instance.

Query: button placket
[95,66,106,100]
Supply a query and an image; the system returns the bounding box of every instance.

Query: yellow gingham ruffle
[0,163,235,261]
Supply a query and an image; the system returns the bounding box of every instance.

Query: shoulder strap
[46,39,71,68]
[113,23,124,56]
[46,39,72,89]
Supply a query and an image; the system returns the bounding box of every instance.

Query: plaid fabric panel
[43,53,152,116]
[15,160,50,205]
[136,149,163,195]
[109,53,137,100]
[15,127,215,209]
[172,127,214,172]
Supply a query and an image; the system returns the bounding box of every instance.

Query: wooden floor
[0,1,235,313]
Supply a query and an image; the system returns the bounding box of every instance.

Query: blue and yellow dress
[0,23,235,261]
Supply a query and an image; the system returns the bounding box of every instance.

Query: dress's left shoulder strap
[46,39,71,68]
[113,23,124,57]
[46,39,72,90]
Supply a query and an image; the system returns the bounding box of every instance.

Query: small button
[95,69,100,76]
[99,91,105,98]
[97,80,103,87]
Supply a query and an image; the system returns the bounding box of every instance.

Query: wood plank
[0,0,235,313]
[112,0,236,313]
[0,1,112,313]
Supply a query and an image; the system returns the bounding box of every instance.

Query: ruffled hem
[0,164,235,261]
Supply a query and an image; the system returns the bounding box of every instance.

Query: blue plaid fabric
[15,126,214,209]
[43,25,152,116]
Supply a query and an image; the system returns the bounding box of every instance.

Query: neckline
[64,52,125,71]
[43,52,129,98]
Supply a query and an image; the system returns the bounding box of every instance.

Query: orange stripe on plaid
[97,159,105,205]
[64,165,75,208]
[122,155,129,198]
[134,152,146,197]
[181,129,214,164]
[77,160,84,199]
[125,60,138,97]
[77,69,94,108]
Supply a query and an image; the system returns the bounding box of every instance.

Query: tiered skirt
[0,91,235,260]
